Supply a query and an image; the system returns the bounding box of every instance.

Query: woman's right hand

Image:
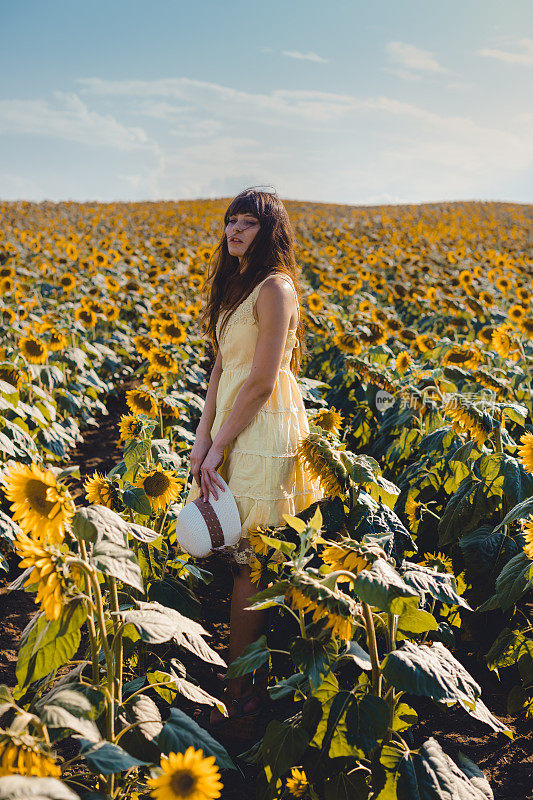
[190,430,213,493]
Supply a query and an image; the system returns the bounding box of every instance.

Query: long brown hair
[198,187,306,376]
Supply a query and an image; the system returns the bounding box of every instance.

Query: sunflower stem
[362,601,382,697]
[298,608,307,637]
[107,576,123,705]
[79,540,99,684]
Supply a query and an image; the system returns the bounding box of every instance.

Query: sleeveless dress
[183,271,324,567]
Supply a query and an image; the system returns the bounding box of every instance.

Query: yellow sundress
[184,271,324,566]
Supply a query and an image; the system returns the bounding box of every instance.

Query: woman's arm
[196,346,223,436]
[200,278,295,501]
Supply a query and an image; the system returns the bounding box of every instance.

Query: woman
[184,186,323,736]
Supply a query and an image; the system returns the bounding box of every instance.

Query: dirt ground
[0,383,531,799]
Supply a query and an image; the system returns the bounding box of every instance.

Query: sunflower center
[143,472,170,498]
[170,770,196,796]
[27,480,55,516]
[134,395,154,413]
[26,340,45,357]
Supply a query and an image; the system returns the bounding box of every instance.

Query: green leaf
[158,707,236,771]
[123,437,151,470]
[225,635,270,679]
[147,576,202,620]
[485,628,526,670]
[493,496,533,532]
[335,640,372,671]
[344,693,389,754]
[309,672,359,758]
[90,540,144,592]
[400,561,471,609]
[289,636,338,691]
[77,738,148,774]
[323,769,370,800]
[0,776,80,800]
[125,693,163,740]
[16,601,88,692]
[122,487,151,516]
[495,552,533,611]
[261,719,315,784]
[119,601,226,666]
[392,701,417,732]
[353,558,420,615]
[396,604,438,637]
[38,702,102,742]
[382,641,481,707]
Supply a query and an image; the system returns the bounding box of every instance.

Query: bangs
[224,193,261,223]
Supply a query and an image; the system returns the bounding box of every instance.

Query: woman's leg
[209,546,269,722]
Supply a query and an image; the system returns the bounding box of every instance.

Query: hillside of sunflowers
[0,197,532,800]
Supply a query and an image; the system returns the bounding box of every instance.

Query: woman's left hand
[199,444,226,502]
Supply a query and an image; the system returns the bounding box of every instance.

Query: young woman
[184,186,323,736]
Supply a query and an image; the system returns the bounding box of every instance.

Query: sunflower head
[296,431,348,497]
[147,747,223,800]
[83,471,119,510]
[0,729,61,777]
[286,766,310,798]
[518,431,533,475]
[419,551,454,574]
[118,414,146,441]
[126,388,159,418]
[311,407,344,435]
[285,569,359,640]
[135,462,183,513]
[19,335,48,365]
[2,462,75,543]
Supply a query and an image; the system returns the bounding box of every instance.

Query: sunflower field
[0,198,532,800]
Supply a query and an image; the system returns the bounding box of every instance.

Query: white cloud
[0,91,153,150]
[385,41,452,78]
[281,50,328,63]
[476,37,533,67]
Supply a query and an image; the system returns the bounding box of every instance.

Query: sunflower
[307,293,323,313]
[105,275,121,293]
[48,330,68,351]
[444,398,492,446]
[517,431,533,474]
[0,278,14,294]
[419,551,454,574]
[2,462,75,543]
[13,532,81,621]
[0,730,61,777]
[405,495,424,533]
[119,414,146,441]
[133,334,154,358]
[135,462,182,513]
[295,431,348,497]
[284,571,358,640]
[249,556,263,586]
[320,542,369,582]
[395,351,411,373]
[126,388,159,418]
[311,407,344,435]
[19,335,48,364]
[147,747,223,800]
[247,526,272,556]
[0,364,28,390]
[523,516,533,560]
[1,307,16,325]
[84,471,117,509]
[508,304,526,323]
[492,328,511,358]
[148,347,179,373]
[74,307,98,328]
[333,332,362,355]
[59,273,76,292]
[518,317,533,339]
[286,767,310,798]
[160,319,187,344]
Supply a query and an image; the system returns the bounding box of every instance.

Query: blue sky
[1,0,532,204]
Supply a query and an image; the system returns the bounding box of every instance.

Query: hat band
[192,497,225,548]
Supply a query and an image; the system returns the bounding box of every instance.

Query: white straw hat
[175,473,242,558]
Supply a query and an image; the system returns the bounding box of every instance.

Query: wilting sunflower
[286,767,310,798]
[1,307,16,325]
[133,334,154,358]
[395,351,411,373]
[444,398,492,447]
[0,730,61,777]
[320,541,370,583]
[296,431,348,497]
[84,471,117,509]
[14,532,81,621]
[2,462,75,543]
[147,747,223,800]
[0,364,28,390]
[523,515,533,560]
[517,431,533,474]
[135,462,182,513]
[126,387,159,418]
[285,573,356,640]
[311,407,344,435]
[19,335,48,365]
[333,332,362,355]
